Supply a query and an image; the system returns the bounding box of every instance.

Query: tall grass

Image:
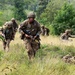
[0,33,75,75]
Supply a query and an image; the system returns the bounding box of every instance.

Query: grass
[0,33,75,75]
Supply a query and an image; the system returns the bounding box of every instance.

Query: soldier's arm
[19,22,26,34]
[70,35,75,38]
[60,33,66,39]
[2,26,6,34]
[19,21,29,36]
[16,22,18,28]
[12,27,15,35]
[35,23,41,39]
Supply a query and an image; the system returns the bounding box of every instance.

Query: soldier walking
[19,12,41,60]
[11,18,18,35]
[11,18,18,33]
[2,22,14,51]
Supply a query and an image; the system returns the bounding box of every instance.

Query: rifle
[23,30,39,40]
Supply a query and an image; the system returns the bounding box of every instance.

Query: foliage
[0,0,75,34]
[13,0,26,21]
[39,0,67,25]
[36,0,50,18]
[52,3,75,35]
[0,43,75,75]
[0,5,14,26]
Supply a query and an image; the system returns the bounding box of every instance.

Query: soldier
[45,27,50,36]
[11,18,18,34]
[41,25,45,36]
[2,22,14,51]
[61,29,72,40]
[19,12,41,60]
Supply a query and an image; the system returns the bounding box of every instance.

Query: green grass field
[0,33,75,75]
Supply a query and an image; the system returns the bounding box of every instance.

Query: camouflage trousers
[3,39,11,50]
[24,38,40,59]
[45,32,49,36]
[41,31,45,36]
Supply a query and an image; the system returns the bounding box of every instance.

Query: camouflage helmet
[65,29,71,33]
[3,25,7,29]
[11,18,15,21]
[6,21,13,28]
[4,22,8,26]
[27,12,36,18]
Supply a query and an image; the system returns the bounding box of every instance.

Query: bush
[52,3,75,35]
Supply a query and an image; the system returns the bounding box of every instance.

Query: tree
[40,0,68,25]
[36,0,49,18]
[52,3,75,35]
[14,0,26,21]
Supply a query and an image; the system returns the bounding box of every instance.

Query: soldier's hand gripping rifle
[23,30,33,40]
[23,30,39,41]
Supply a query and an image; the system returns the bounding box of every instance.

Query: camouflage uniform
[2,22,14,50]
[45,27,50,36]
[41,25,45,36]
[11,18,18,34]
[61,29,71,40]
[20,18,41,59]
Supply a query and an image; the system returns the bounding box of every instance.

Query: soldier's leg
[41,30,45,36]
[46,31,49,36]
[3,41,7,50]
[27,43,34,60]
[13,31,16,39]
[6,39,11,50]
[43,31,45,36]
[20,34,25,40]
[38,41,40,49]
[47,31,49,36]
[24,40,34,59]
[45,31,47,36]
[32,41,40,57]
[12,34,15,40]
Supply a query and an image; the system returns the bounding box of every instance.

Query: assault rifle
[23,30,39,40]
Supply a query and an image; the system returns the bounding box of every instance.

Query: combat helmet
[6,21,13,28]
[4,22,8,26]
[11,18,15,21]
[65,29,71,33]
[27,12,36,18]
